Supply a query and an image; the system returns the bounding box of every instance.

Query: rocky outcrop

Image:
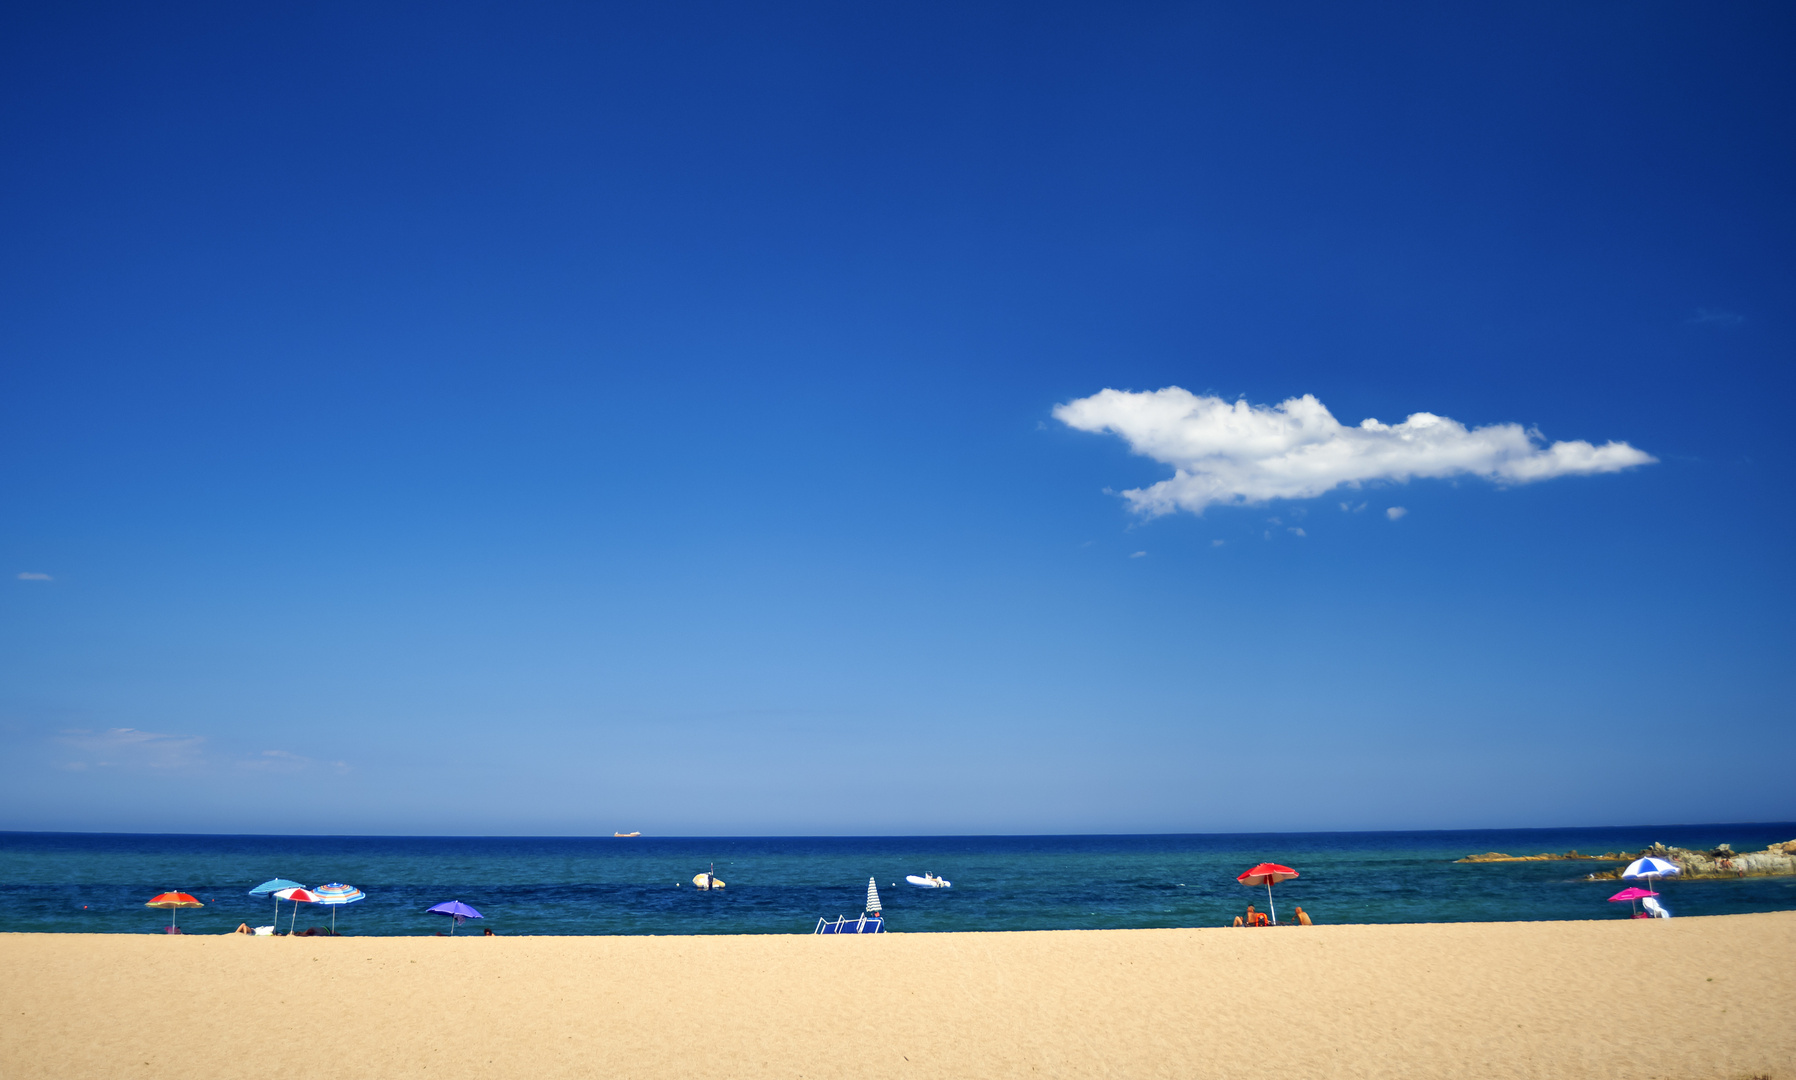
[1455,850,1628,863]
[1582,840,1796,881]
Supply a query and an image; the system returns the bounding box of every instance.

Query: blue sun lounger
[814,877,886,933]
[814,913,884,934]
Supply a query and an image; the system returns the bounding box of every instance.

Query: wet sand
[4,911,1792,1079]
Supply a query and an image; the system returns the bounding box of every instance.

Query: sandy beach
[4,912,1792,1080]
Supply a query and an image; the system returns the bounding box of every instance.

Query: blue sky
[2,2,1791,835]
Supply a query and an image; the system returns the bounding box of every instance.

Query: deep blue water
[3,823,1793,936]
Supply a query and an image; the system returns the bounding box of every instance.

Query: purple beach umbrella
[427,900,483,934]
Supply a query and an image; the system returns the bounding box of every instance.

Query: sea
[3,823,1793,936]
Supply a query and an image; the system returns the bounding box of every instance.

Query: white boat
[905,873,951,888]
[692,862,725,890]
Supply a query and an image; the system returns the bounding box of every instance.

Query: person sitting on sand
[1294,907,1312,926]
[234,923,252,934]
[483,928,496,936]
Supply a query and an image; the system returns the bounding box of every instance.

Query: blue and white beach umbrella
[1623,857,1679,880]
[310,883,365,935]
[1623,856,1680,893]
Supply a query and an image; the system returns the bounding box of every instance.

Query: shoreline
[5,911,1792,1079]
[6,911,1789,936]
[10,910,1796,937]
[14,895,1796,939]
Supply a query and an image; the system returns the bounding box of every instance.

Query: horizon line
[4,820,1792,841]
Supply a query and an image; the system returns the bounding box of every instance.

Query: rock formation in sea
[1580,840,1796,881]
[1456,840,1796,877]
[1454,850,1629,863]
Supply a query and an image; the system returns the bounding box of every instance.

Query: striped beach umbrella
[145,891,203,932]
[865,877,882,914]
[310,883,365,935]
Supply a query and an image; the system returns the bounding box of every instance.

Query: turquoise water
[3,824,1793,935]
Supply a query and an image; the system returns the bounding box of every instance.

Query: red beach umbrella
[275,888,317,936]
[145,891,203,932]
[1236,864,1299,925]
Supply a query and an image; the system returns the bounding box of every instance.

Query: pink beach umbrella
[1607,886,1658,918]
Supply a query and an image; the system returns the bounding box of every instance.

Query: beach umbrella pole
[1266,881,1276,926]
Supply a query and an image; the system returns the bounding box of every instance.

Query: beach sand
[4,912,1792,1079]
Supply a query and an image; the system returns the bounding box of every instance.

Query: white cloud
[1053,387,1655,516]
[231,749,349,774]
[58,728,205,770]
[1386,506,1407,520]
[17,572,52,581]
[1129,550,1147,558]
[1289,527,1306,537]
[236,749,313,773]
